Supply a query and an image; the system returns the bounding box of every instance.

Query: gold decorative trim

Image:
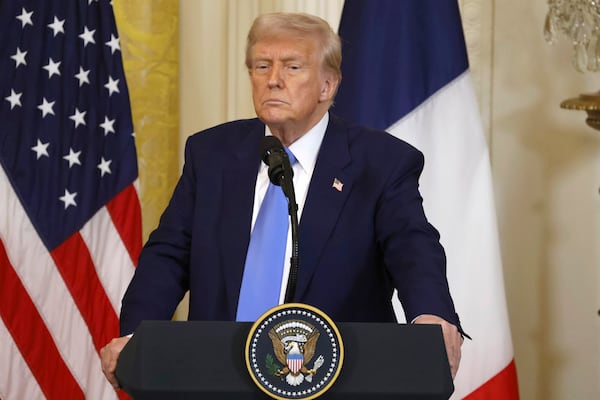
[560,92,600,130]
[113,0,180,241]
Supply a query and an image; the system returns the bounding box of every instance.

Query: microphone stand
[262,137,301,304]
[279,154,300,304]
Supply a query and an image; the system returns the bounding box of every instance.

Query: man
[101,12,464,388]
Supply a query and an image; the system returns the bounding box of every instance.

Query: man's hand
[414,314,462,379]
[100,336,130,389]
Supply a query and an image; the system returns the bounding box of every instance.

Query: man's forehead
[251,36,317,58]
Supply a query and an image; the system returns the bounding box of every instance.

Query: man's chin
[257,113,290,128]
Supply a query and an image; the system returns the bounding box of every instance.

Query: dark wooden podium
[115,321,454,399]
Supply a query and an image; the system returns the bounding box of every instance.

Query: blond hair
[245,12,342,82]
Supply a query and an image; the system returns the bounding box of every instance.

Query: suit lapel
[296,116,353,300]
[219,122,264,314]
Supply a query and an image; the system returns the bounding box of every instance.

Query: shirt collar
[264,112,328,176]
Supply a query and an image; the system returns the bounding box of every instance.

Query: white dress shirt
[250,112,329,303]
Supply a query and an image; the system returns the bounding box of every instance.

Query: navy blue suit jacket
[120,115,460,335]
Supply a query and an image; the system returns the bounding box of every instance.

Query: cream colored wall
[491,1,600,399]
[179,1,600,398]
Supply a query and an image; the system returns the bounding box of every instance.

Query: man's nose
[267,65,283,88]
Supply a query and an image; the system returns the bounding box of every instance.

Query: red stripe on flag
[464,360,520,400]
[116,385,131,400]
[106,184,142,266]
[0,240,85,400]
[50,233,120,352]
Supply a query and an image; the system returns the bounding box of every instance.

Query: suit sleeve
[376,145,461,328]
[119,137,197,335]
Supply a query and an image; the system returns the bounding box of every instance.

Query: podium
[116,320,454,399]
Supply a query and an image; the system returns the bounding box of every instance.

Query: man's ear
[319,74,340,103]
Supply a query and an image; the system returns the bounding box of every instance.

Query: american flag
[0,1,141,399]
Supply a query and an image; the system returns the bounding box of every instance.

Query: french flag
[335,1,520,398]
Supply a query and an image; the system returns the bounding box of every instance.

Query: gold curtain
[113,0,179,241]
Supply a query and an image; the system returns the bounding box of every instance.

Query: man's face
[248,34,336,138]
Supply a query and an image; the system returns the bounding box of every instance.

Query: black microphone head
[259,135,284,165]
[259,136,290,186]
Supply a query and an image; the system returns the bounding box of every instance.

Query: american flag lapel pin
[332,178,343,192]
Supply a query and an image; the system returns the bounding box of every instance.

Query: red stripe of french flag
[464,361,519,400]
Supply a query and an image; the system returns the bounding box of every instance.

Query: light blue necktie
[236,149,296,321]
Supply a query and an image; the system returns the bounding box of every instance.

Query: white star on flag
[43,58,61,78]
[105,34,120,54]
[16,7,33,28]
[78,26,96,47]
[11,47,27,68]
[63,148,82,168]
[104,76,120,96]
[97,157,112,177]
[99,116,116,135]
[69,107,87,128]
[5,89,22,109]
[31,139,50,159]
[47,16,65,37]
[74,66,90,87]
[37,97,56,118]
[59,188,77,209]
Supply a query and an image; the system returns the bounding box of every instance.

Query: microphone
[260,136,291,188]
[259,136,300,304]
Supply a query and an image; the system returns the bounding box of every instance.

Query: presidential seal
[245,303,344,400]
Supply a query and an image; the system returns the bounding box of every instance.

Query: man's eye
[254,64,269,72]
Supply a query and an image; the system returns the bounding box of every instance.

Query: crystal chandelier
[544,0,600,72]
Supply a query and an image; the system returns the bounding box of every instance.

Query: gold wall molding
[113,0,180,241]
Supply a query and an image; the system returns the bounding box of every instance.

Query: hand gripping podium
[116,320,454,399]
